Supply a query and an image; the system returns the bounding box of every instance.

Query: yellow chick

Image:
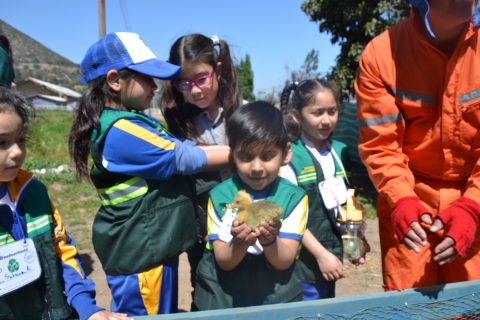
[232,190,284,231]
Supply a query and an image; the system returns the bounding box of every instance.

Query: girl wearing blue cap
[69,32,232,316]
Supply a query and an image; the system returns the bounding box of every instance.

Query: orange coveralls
[355,10,480,290]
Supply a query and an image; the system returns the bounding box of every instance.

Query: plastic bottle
[336,189,367,260]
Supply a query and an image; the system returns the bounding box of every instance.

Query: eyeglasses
[174,69,215,93]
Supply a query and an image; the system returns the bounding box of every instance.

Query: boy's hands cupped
[231,219,258,246]
[258,220,281,245]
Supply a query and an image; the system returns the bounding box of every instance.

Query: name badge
[319,176,348,209]
[219,209,236,243]
[0,238,42,296]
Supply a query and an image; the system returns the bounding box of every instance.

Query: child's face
[176,62,220,112]
[233,142,292,191]
[293,90,338,144]
[121,73,158,111]
[0,109,26,182]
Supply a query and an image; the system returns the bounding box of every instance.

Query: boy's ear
[282,142,293,165]
[292,109,302,126]
[106,70,122,92]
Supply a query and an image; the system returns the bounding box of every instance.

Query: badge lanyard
[300,133,349,221]
[202,113,218,145]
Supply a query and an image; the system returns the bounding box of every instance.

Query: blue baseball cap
[409,0,480,39]
[80,32,180,83]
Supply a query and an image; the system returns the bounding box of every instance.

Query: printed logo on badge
[7,259,19,273]
[24,251,35,264]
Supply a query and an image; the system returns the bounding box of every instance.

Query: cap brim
[80,76,88,84]
[128,59,181,80]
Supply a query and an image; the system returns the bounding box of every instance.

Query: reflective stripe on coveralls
[355,8,480,289]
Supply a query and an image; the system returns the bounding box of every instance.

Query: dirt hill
[0,19,84,89]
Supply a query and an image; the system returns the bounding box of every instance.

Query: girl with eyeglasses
[160,34,243,307]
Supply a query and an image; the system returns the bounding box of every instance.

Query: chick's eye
[236,200,240,204]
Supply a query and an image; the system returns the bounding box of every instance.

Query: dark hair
[160,34,242,142]
[280,79,343,140]
[69,69,136,182]
[0,32,13,69]
[0,87,34,131]
[228,101,288,152]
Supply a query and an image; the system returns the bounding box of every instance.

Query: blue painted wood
[136,280,480,320]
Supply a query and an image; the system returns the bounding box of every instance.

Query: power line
[118,0,132,32]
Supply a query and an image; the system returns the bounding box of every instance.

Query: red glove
[391,196,431,242]
[437,197,480,258]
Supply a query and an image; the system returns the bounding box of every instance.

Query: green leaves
[236,53,255,102]
[301,0,411,100]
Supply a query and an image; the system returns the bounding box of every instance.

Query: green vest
[90,109,198,275]
[193,176,306,311]
[289,139,351,283]
[0,175,75,320]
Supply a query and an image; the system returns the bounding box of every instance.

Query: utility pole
[98,0,106,39]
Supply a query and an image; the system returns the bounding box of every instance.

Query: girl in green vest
[69,33,232,317]
[160,34,242,303]
[280,79,369,301]
[0,87,128,319]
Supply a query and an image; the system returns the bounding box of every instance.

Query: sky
[0,0,340,96]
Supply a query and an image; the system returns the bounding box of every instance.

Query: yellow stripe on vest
[297,195,308,236]
[113,119,175,151]
[138,265,163,315]
[97,177,148,206]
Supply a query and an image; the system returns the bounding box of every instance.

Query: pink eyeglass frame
[174,69,216,93]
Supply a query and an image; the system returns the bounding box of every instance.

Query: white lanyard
[300,134,349,220]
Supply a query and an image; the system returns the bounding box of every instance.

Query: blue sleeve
[173,138,207,174]
[101,119,206,179]
[54,231,103,320]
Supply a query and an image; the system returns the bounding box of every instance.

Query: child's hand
[258,220,281,245]
[88,311,132,320]
[349,237,371,266]
[316,250,345,281]
[231,219,257,246]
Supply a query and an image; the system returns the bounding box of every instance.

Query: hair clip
[211,35,220,46]
[295,80,307,91]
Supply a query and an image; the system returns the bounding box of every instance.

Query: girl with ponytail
[279,79,369,300]
[160,34,242,303]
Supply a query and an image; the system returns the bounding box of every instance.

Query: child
[280,79,366,300]
[160,33,242,298]
[0,87,130,320]
[193,101,309,311]
[68,33,232,316]
[0,32,14,89]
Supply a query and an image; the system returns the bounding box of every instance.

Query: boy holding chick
[193,101,309,311]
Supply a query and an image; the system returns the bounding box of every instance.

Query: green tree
[236,54,255,102]
[284,49,322,86]
[301,0,411,100]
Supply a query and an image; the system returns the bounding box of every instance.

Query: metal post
[98,0,106,39]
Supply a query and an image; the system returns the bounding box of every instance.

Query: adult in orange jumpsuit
[355,0,480,290]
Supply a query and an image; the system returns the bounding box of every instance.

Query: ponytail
[160,34,242,142]
[69,69,135,182]
[216,39,242,130]
[280,82,301,141]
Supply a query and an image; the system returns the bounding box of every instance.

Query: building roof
[30,94,68,103]
[26,77,82,98]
